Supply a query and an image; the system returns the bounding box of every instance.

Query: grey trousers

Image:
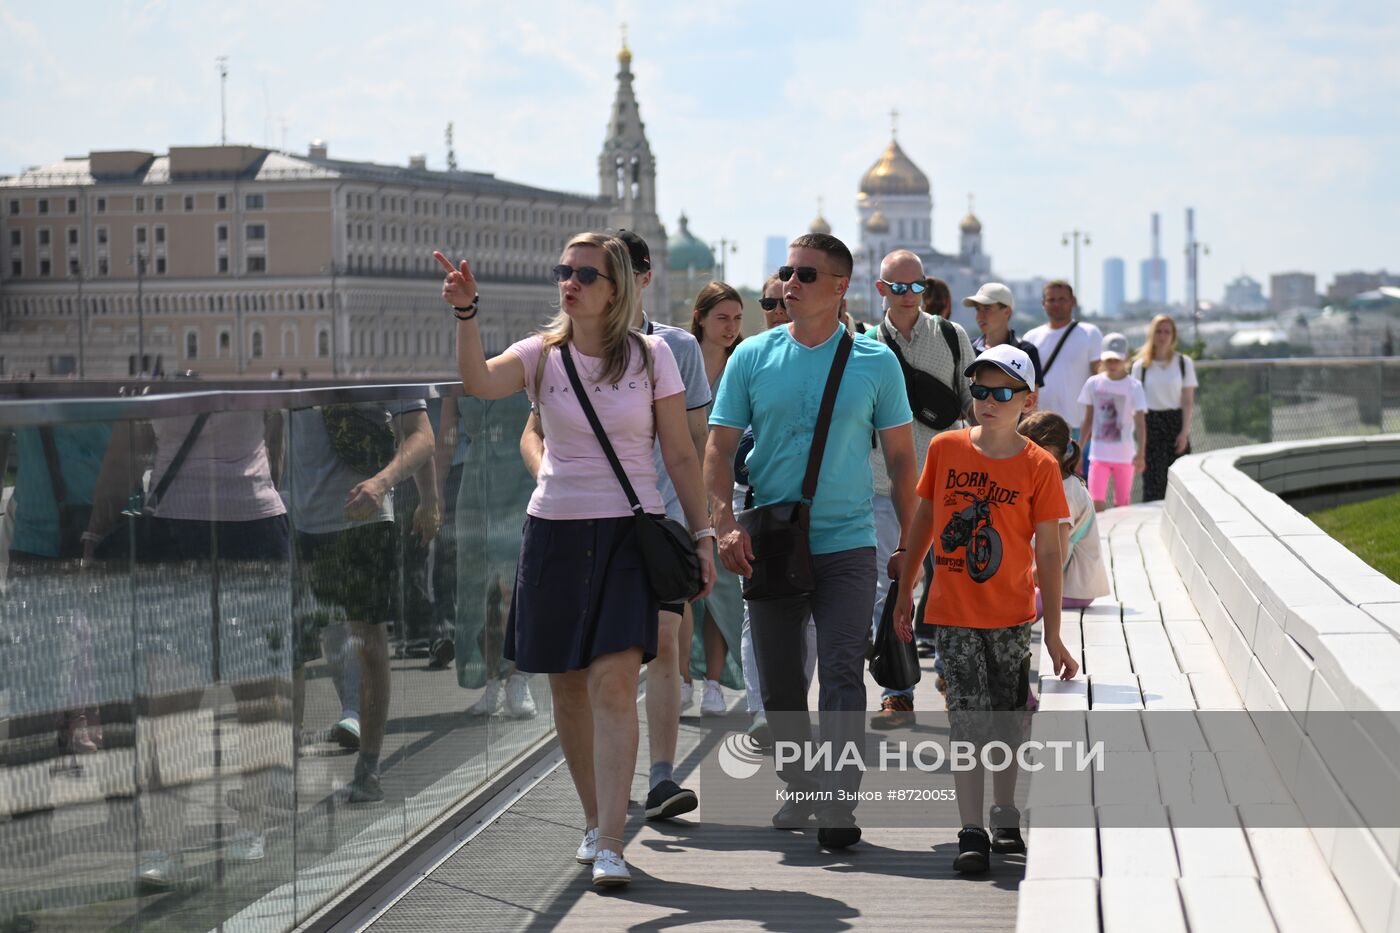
[749,547,876,813]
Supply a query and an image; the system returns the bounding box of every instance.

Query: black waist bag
[560,342,702,604]
[736,331,852,602]
[882,319,963,431]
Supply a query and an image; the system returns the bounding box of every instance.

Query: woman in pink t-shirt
[436,233,714,887]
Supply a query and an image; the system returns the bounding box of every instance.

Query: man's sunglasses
[759,297,786,311]
[552,264,614,286]
[777,265,843,284]
[880,279,927,295]
[970,384,1031,402]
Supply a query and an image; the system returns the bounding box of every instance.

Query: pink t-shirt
[509,334,685,519]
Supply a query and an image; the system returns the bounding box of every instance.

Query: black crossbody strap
[937,317,960,371]
[559,343,645,515]
[1040,320,1079,377]
[38,426,69,506]
[801,330,854,504]
[148,413,210,509]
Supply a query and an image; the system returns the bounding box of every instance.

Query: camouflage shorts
[933,621,1033,746]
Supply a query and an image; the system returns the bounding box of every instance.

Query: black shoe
[771,796,819,829]
[644,780,698,820]
[427,637,455,669]
[989,805,1026,854]
[954,826,991,873]
[817,825,862,849]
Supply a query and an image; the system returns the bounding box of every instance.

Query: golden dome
[860,138,930,197]
[960,212,982,233]
[809,212,831,235]
[865,210,890,234]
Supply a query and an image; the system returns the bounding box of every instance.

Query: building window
[155,257,166,275]
[7,230,18,247]
[282,326,297,357]
[66,198,77,214]
[185,331,198,359]
[135,226,148,244]
[246,224,266,240]
[154,196,164,212]
[317,329,330,358]
[96,197,106,213]
[98,258,109,276]
[251,329,264,358]
[245,193,265,210]
[217,224,228,242]
[184,195,194,212]
[39,259,51,276]
[217,194,228,210]
[247,255,267,273]
[38,228,50,246]
[9,260,20,277]
[96,227,109,245]
[67,228,78,245]
[6,200,17,215]
[218,329,231,356]
[68,259,79,276]
[135,197,145,213]
[218,255,229,274]
[38,199,49,215]
[155,226,166,244]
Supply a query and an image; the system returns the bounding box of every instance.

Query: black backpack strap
[880,322,916,399]
[559,343,645,515]
[1179,353,1186,377]
[148,413,210,510]
[800,331,854,504]
[1040,320,1079,377]
[38,426,68,506]
[937,317,960,372]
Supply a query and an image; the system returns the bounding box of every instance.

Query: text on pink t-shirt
[508,334,684,519]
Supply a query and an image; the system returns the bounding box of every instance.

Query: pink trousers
[1088,459,1134,507]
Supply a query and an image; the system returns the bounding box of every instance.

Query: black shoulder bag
[38,427,92,560]
[1038,320,1080,378]
[559,343,702,604]
[735,330,853,601]
[95,414,209,561]
[882,320,963,430]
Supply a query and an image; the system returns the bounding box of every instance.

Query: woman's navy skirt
[505,514,658,673]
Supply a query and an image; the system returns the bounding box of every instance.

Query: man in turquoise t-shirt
[706,233,917,849]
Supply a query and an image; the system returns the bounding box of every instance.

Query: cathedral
[842,120,994,332]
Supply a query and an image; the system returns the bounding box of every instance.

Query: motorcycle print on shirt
[939,489,1004,583]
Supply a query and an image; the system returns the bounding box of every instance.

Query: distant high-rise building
[1327,269,1399,303]
[1139,212,1167,305]
[1270,272,1317,312]
[764,235,787,282]
[1222,274,1267,311]
[1102,257,1125,317]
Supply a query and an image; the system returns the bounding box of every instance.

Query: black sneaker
[817,825,862,849]
[427,637,455,669]
[954,826,991,873]
[989,805,1026,854]
[771,796,819,829]
[644,780,698,820]
[346,771,383,805]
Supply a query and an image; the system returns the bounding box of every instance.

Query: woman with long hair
[435,234,714,887]
[690,280,744,389]
[1130,314,1198,501]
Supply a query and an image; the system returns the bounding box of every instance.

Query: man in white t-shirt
[1022,280,1102,471]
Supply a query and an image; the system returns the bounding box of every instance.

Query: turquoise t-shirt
[711,324,912,554]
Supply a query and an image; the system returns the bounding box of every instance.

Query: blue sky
[3,0,1396,311]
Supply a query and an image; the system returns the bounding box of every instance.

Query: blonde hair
[537,232,646,389]
[1138,314,1178,365]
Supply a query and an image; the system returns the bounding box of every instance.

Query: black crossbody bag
[95,413,209,560]
[736,330,852,601]
[559,343,702,604]
[882,319,963,430]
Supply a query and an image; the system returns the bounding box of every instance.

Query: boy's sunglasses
[777,265,842,284]
[880,279,926,295]
[970,383,1031,402]
[552,264,614,286]
[759,297,786,311]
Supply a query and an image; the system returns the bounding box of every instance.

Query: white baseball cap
[965,343,1033,387]
[962,282,1015,310]
[1100,332,1130,361]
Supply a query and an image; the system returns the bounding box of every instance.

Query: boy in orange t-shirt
[893,343,1079,874]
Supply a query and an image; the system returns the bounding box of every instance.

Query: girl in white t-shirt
[1130,314,1198,501]
[1076,332,1148,509]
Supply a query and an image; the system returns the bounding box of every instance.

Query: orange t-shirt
[916,429,1070,629]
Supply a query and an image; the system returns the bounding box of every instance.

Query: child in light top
[1077,332,1147,509]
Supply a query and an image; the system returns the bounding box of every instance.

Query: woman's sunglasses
[759,297,786,311]
[880,279,927,295]
[969,384,1031,402]
[777,265,842,284]
[552,264,614,286]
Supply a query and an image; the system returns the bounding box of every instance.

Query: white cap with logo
[962,282,1015,310]
[965,343,1033,387]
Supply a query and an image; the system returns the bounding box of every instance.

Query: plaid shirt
[867,312,975,497]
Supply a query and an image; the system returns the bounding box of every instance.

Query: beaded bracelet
[453,294,480,320]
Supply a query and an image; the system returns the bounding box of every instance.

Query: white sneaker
[679,681,695,716]
[228,830,265,862]
[136,851,179,890]
[330,715,360,749]
[591,849,631,887]
[506,674,537,719]
[575,826,599,864]
[468,679,503,717]
[701,679,725,717]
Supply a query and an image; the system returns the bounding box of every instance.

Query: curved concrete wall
[1161,434,1400,932]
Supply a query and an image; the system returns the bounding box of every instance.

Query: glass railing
[1,381,547,932]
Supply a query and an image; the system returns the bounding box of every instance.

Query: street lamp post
[1061,229,1091,300]
[712,238,737,283]
[131,251,147,376]
[76,266,86,379]
[1185,238,1211,347]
